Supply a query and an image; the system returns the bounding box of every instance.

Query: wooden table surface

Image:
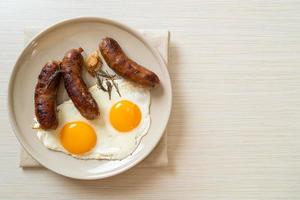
[1,0,300,199]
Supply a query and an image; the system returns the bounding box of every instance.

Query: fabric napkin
[20,28,170,168]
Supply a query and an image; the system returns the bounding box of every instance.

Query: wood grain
[1,0,300,199]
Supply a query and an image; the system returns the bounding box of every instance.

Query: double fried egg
[33,79,151,160]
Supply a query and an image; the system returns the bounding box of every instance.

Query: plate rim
[7,16,172,180]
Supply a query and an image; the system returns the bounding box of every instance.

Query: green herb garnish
[96,69,121,99]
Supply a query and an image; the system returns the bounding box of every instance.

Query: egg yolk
[60,121,97,154]
[110,100,141,132]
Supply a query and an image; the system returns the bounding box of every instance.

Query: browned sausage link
[34,61,61,130]
[61,48,99,120]
[100,37,160,87]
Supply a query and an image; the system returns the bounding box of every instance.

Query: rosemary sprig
[95,69,121,99]
[106,80,113,100]
[96,73,107,92]
[97,71,115,79]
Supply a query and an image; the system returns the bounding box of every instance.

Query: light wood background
[1,0,300,199]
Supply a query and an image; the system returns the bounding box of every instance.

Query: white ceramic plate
[8,17,172,179]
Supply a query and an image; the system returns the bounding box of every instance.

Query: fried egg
[33,79,151,160]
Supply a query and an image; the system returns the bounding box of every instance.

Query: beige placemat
[20,28,170,168]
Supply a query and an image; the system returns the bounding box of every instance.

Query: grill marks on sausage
[35,38,158,130]
[34,61,61,130]
[100,37,160,87]
[61,48,100,120]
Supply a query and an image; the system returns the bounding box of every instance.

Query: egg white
[34,79,151,160]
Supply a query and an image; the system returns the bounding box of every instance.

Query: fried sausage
[100,37,160,87]
[34,61,61,130]
[61,48,99,120]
